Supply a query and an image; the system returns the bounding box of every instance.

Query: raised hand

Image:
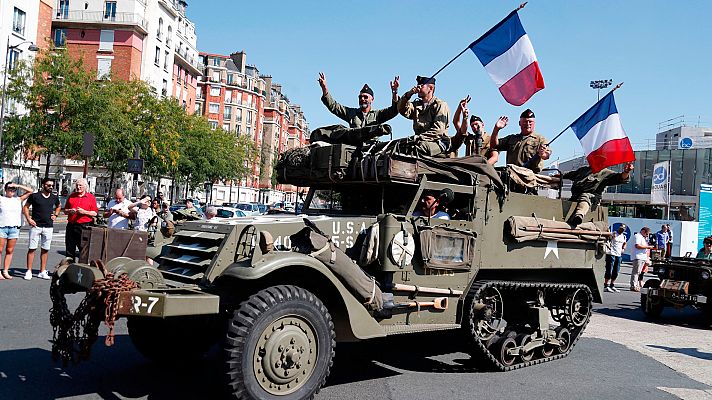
[318,72,327,94]
[390,76,399,92]
[623,161,634,173]
[537,143,552,160]
[495,116,509,129]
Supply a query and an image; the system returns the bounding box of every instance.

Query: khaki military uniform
[321,93,398,128]
[398,96,450,157]
[450,131,494,158]
[495,132,547,172]
[563,166,630,225]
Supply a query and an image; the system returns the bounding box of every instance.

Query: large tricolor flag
[569,91,635,173]
[469,11,544,106]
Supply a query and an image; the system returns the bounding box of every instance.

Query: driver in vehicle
[412,191,450,220]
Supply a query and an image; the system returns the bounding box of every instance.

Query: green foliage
[2,47,255,187]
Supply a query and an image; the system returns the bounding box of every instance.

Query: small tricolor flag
[469,11,544,106]
[569,92,635,173]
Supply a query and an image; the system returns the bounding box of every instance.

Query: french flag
[469,11,544,106]
[569,92,635,173]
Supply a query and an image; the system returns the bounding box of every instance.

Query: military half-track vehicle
[640,257,712,321]
[55,144,610,399]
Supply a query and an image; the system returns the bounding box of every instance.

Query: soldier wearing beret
[397,76,451,157]
[318,72,399,128]
[490,108,551,173]
[449,95,501,164]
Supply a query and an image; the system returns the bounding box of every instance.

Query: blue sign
[653,165,668,185]
[611,222,632,242]
[679,137,693,149]
[699,184,712,250]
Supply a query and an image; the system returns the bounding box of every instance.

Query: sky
[187,0,711,163]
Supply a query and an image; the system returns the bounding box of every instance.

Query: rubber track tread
[224,285,336,400]
[465,280,593,372]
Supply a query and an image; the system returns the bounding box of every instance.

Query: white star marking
[544,240,559,259]
[76,269,83,282]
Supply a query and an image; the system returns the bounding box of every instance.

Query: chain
[49,259,139,366]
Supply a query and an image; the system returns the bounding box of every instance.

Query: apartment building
[196,51,308,204]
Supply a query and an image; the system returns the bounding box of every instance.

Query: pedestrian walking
[604,225,627,292]
[104,188,131,229]
[631,227,654,291]
[22,178,61,280]
[63,178,98,261]
[0,182,34,280]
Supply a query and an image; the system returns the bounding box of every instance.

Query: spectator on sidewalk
[63,179,98,261]
[655,225,669,259]
[604,225,627,293]
[666,224,673,259]
[0,182,34,280]
[130,195,156,232]
[104,188,131,229]
[631,227,654,291]
[22,178,61,280]
[696,236,712,260]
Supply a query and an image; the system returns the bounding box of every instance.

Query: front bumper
[641,287,708,305]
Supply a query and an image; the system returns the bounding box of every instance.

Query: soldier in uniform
[449,95,502,165]
[562,161,633,226]
[311,73,398,145]
[397,76,451,157]
[490,109,551,173]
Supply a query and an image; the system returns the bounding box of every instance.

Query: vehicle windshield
[235,204,254,211]
[305,186,417,215]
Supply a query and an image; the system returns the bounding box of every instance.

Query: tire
[127,315,221,363]
[223,285,335,400]
[641,279,664,318]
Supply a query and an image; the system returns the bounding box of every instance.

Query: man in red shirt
[63,178,98,260]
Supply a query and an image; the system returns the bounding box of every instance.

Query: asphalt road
[0,235,710,400]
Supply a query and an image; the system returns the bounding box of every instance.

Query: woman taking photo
[0,182,34,280]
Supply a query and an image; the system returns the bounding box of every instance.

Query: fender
[220,251,385,340]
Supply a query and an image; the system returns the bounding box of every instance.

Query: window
[97,57,112,79]
[58,0,70,19]
[222,123,230,131]
[235,108,242,122]
[247,111,253,123]
[227,74,233,84]
[162,79,168,96]
[13,8,26,36]
[164,50,169,71]
[166,26,172,46]
[154,47,160,65]
[211,71,220,82]
[235,125,241,135]
[208,103,219,114]
[53,29,67,47]
[194,103,200,113]
[225,90,232,103]
[210,87,220,97]
[7,49,20,71]
[157,18,163,40]
[209,121,218,130]
[224,106,232,119]
[104,1,117,20]
[99,30,114,51]
[211,57,220,66]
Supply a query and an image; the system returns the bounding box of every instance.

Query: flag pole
[428,3,529,80]
[547,82,624,146]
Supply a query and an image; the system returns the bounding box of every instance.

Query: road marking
[657,387,712,400]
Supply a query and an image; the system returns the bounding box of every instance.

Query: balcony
[53,11,148,34]
[173,46,201,76]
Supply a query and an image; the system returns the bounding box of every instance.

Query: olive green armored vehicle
[55,144,609,399]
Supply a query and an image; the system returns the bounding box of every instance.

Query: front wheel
[223,285,335,400]
[641,279,664,318]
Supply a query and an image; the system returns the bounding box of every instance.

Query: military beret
[520,109,535,119]
[360,84,374,97]
[470,115,483,123]
[416,75,436,85]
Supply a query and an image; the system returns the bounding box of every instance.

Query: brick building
[196,51,308,204]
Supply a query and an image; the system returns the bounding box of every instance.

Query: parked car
[214,207,247,219]
[234,203,260,216]
[255,204,268,215]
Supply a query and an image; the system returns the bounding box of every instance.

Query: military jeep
[56,144,609,399]
[640,257,712,321]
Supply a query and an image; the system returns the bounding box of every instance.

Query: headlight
[702,271,710,280]
[657,267,666,277]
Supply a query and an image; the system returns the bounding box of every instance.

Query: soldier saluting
[490,108,551,173]
[397,76,451,157]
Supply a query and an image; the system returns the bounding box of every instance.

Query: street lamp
[0,39,39,158]
[590,79,613,101]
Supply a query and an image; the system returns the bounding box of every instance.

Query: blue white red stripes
[469,11,544,106]
[569,92,635,173]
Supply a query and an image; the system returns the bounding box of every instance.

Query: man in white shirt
[104,188,132,229]
[604,225,627,292]
[631,226,654,291]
